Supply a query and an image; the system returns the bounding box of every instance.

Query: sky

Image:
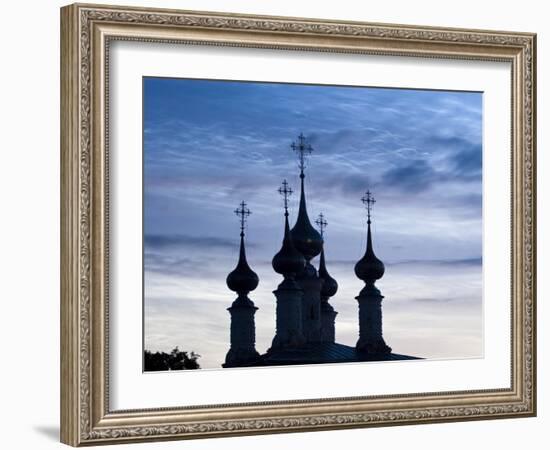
[143,77,483,369]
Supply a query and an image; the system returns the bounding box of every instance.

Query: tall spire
[316,213,338,298]
[315,213,338,343]
[272,180,306,280]
[226,201,259,301]
[354,191,385,283]
[289,133,323,263]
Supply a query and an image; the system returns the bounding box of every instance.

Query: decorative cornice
[83,8,533,47]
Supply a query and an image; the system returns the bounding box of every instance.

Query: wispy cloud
[145,234,238,250]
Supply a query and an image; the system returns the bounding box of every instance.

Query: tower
[289,133,324,343]
[224,201,261,367]
[316,213,338,343]
[270,180,306,350]
[354,191,392,354]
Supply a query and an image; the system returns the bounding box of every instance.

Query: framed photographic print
[60,3,537,446]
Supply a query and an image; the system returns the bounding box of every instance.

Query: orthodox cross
[234,201,251,236]
[315,213,328,239]
[278,179,293,216]
[291,132,313,177]
[361,190,376,224]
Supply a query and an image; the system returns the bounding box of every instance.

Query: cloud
[144,234,238,250]
[144,256,483,367]
[387,257,482,267]
[406,296,478,304]
[383,159,439,193]
[450,144,483,179]
[144,252,198,276]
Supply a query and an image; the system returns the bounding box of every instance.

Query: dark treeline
[144,347,201,371]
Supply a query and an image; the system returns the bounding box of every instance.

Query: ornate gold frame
[60,3,536,446]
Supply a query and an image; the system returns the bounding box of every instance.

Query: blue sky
[143,77,483,369]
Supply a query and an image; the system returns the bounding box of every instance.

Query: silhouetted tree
[144,346,201,371]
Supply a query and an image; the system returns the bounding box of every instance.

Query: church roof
[247,342,421,367]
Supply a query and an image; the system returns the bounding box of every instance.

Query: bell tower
[223,201,261,367]
[355,191,392,354]
[270,180,307,350]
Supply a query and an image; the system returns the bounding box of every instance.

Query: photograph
[58,3,536,445]
[142,77,483,371]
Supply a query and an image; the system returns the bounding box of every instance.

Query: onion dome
[227,201,259,299]
[226,233,259,297]
[354,221,385,282]
[273,180,306,278]
[290,175,323,262]
[319,248,338,297]
[355,190,385,283]
[272,214,306,278]
[315,213,338,298]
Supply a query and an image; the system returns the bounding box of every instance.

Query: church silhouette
[223,133,419,368]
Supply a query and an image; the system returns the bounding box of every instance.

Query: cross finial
[234,200,251,236]
[278,180,293,216]
[361,190,376,224]
[315,213,328,239]
[291,132,313,178]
